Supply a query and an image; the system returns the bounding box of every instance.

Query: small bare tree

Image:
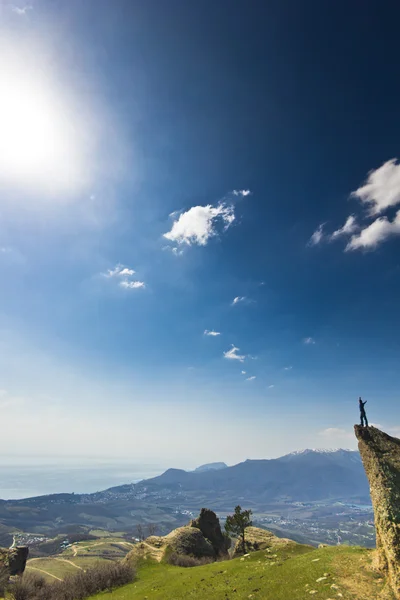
[146,523,157,537]
[135,524,145,541]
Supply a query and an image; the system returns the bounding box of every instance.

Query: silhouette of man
[359,397,368,427]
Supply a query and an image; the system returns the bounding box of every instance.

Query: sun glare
[0,45,87,196]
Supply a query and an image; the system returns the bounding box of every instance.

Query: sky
[1,0,400,476]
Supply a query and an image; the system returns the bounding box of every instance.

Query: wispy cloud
[283,366,292,371]
[308,223,325,246]
[303,337,316,345]
[119,280,145,289]
[105,264,135,278]
[223,345,245,362]
[318,427,352,439]
[241,370,246,375]
[311,160,400,253]
[346,211,400,251]
[11,5,32,15]
[119,267,135,277]
[246,376,256,381]
[331,215,358,240]
[204,330,221,337]
[352,158,400,215]
[104,264,145,289]
[233,189,251,197]
[268,384,274,388]
[163,201,235,246]
[231,296,252,306]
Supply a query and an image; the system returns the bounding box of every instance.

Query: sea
[0,459,167,500]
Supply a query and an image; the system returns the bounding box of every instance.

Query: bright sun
[0,47,85,195]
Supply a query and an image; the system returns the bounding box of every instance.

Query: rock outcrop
[190,508,230,556]
[126,508,230,564]
[354,425,400,598]
[231,526,298,557]
[0,546,29,576]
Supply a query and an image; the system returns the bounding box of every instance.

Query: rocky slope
[354,425,400,598]
[126,508,230,563]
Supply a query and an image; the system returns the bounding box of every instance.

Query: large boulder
[166,526,215,558]
[0,546,29,576]
[190,508,230,556]
[231,526,296,557]
[354,425,400,598]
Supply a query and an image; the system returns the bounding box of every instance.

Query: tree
[146,523,157,537]
[135,524,145,541]
[225,505,252,554]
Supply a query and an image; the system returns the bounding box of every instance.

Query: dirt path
[71,541,105,557]
[26,565,62,581]
[120,541,135,548]
[54,557,83,570]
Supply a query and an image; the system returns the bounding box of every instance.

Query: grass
[89,530,125,538]
[24,537,134,582]
[89,545,387,600]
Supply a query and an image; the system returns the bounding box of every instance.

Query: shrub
[6,573,49,600]
[8,561,135,600]
[165,551,213,568]
[0,564,9,596]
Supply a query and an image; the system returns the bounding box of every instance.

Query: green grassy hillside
[90,545,387,600]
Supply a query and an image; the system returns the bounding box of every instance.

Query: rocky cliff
[354,425,400,598]
[0,546,28,576]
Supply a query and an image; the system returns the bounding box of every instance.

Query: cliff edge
[355,425,400,598]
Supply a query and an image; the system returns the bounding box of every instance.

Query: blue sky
[1,0,400,469]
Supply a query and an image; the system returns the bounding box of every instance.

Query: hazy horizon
[0,446,362,500]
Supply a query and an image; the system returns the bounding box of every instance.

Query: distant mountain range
[0,449,370,543]
[135,449,368,506]
[192,462,228,473]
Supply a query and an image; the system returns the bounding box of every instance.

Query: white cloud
[232,296,248,306]
[283,366,292,371]
[118,267,135,277]
[11,5,32,15]
[352,159,400,215]
[246,376,256,381]
[318,427,352,439]
[104,264,145,289]
[241,371,246,375]
[268,384,274,388]
[119,280,145,289]
[105,264,135,278]
[223,345,245,362]
[331,215,358,240]
[204,330,221,337]
[162,245,184,257]
[164,202,235,246]
[308,224,325,246]
[303,337,316,345]
[233,189,251,197]
[346,211,400,251]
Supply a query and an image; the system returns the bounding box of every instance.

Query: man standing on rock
[359,397,368,427]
